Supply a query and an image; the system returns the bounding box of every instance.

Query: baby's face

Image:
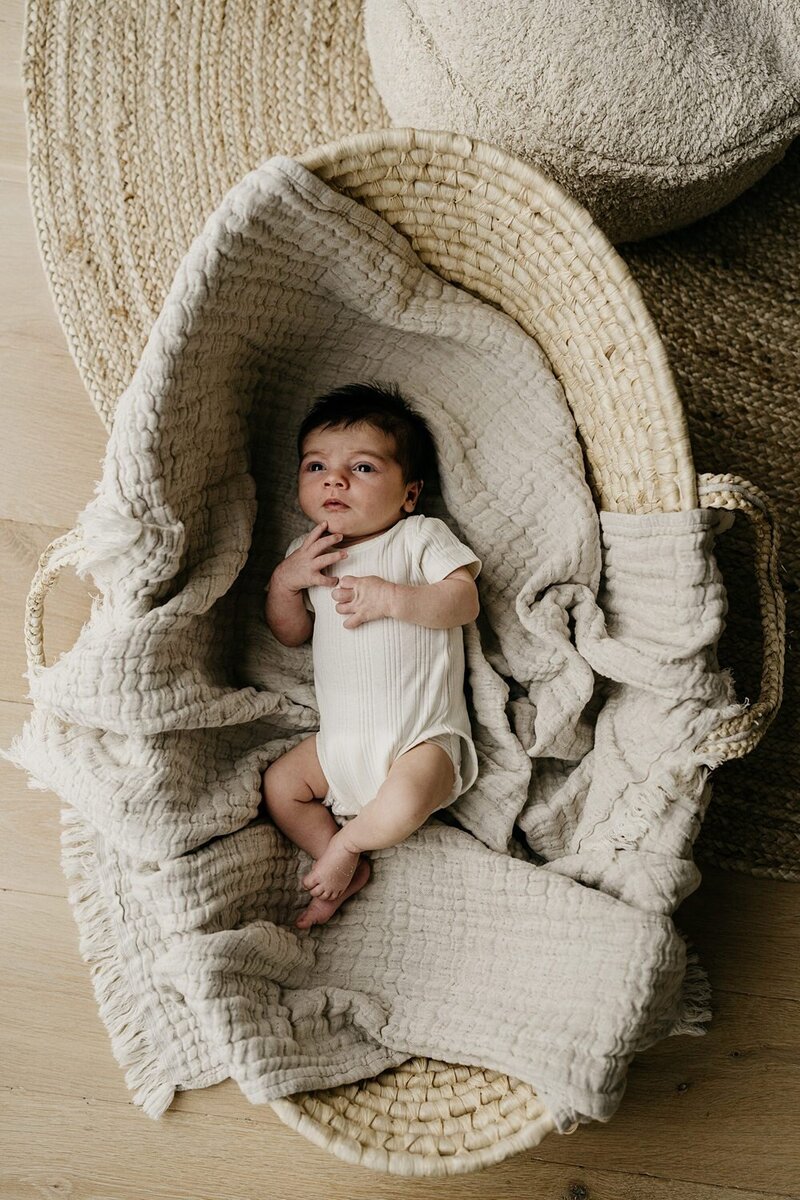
[298,423,422,546]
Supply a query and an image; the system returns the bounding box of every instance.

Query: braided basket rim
[297,127,698,515]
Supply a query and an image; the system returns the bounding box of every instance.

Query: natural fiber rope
[271,1060,560,1177]
[23,529,84,673]
[696,474,785,758]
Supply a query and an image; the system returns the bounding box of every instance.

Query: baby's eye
[304,462,374,472]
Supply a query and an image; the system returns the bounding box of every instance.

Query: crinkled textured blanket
[2,156,744,1133]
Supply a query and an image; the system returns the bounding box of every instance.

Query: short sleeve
[415,516,481,584]
[283,533,314,613]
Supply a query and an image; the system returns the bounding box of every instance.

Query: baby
[262,381,482,931]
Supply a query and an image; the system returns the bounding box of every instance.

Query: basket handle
[695,472,786,762]
[24,526,86,673]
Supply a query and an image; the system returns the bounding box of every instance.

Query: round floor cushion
[364,0,800,243]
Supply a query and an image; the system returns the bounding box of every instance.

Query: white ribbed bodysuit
[283,514,482,820]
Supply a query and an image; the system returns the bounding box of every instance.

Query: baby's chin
[320,512,350,530]
[316,510,360,536]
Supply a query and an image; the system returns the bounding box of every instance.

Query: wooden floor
[2,6,799,1198]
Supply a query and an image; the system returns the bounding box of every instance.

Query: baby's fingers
[315,547,348,568]
[303,521,328,545]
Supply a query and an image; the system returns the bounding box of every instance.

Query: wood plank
[0,702,64,895]
[2,886,799,1194]
[0,7,26,182]
[0,178,107,529]
[0,1087,790,1200]
[678,865,800,1004]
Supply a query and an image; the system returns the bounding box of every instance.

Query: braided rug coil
[16,0,794,1177]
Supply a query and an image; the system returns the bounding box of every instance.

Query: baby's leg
[261,734,340,861]
[261,734,372,930]
[342,740,456,852]
[302,741,455,899]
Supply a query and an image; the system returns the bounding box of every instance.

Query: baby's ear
[405,479,423,508]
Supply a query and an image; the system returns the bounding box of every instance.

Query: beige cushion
[364,0,800,242]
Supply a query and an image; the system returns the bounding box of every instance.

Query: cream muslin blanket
[2,156,744,1133]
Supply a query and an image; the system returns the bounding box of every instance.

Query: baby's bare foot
[296,856,371,930]
[302,830,361,899]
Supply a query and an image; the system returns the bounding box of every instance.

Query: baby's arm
[270,522,345,643]
[265,569,314,646]
[386,566,479,629]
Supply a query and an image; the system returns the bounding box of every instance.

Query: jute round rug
[22,0,797,880]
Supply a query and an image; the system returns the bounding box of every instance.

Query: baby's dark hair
[296,380,439,494]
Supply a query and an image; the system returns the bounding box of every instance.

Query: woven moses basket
[24,129,785,1177]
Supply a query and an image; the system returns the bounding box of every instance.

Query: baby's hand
[278,520,349,594]
[332,575,393,629]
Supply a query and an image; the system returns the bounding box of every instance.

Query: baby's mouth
[324,500,349,509]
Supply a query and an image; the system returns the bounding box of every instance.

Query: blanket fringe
[59,805,176,1119]
[593,709,747,856]
[0,729,52,786]
[669,928,713,1038]
[73,490,143,578]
